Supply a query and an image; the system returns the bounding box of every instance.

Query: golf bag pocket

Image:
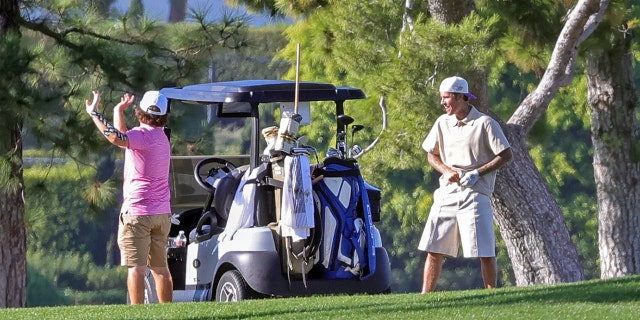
[313,160,368,279]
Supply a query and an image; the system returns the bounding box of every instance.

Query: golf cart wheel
[216,270,250,302]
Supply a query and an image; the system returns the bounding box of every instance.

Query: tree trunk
[492,0,607,286]
[427,0,475,24]
[168,0,188,22]
[0,0,27,308]
[427,1,491,119]
[586,25,640,279]
[492,127,585,285]
[0,120,26,308]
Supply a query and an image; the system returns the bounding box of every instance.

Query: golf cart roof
[160,79,366,116]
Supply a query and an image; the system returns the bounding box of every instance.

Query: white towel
[219,169,257,241]
[280,154,315,241]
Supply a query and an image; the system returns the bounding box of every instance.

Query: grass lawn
[3,275,639,319]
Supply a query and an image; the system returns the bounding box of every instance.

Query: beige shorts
[117,212,171,267]
[418,186,495,258]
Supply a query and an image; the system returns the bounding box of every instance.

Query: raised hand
[116,93,135,111]
[85,90,101,114]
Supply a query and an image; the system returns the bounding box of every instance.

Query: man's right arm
[427,152,460,184]
[86,91,128,148]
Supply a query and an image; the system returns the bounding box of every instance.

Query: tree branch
[507,0,609,135]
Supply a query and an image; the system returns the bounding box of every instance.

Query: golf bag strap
[284,237,309,289]
[263,177,284,188]
[241,162,270,185]
[349,233,366,271]
[314,168,361,177]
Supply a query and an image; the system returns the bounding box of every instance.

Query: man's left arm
[460,148,512,187]
[476,148,513,176]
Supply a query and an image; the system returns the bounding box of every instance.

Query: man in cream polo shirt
[86,90,173,303]
[419,76,513,293]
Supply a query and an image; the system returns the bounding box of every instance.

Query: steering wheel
[194,209,224,242]
[193,158,237,193]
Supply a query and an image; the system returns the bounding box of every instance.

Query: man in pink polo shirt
[86,90,173,304]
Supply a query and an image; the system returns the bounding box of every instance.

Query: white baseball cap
[139,91,168,115]
[439,76,477,100]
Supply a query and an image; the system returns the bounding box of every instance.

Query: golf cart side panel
[273,247,393,296]
[217,227,277,255]
[215,247,392,297]
[184,236,220,286]
[214,251,290,295]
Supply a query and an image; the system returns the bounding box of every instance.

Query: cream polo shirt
[422,106,510,196]
[121,123,171,215]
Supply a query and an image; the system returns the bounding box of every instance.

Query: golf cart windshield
[162,80,366,210]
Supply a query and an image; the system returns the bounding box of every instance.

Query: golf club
[350,124,365,158]
[337,114,354,158]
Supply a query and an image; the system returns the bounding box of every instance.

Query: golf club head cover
[460,169,480,187]
[274,112,302,154]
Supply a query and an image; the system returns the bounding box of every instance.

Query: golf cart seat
[214,165,249,223]
[191,165,248,244]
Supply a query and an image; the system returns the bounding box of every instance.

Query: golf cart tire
[216,270,251,302]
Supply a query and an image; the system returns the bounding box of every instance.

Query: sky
[112,0,287,26]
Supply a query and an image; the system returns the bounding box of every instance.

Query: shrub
[28,251,127,306]
[27,263,71,307]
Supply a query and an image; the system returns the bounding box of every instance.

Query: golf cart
[147,80,391,302]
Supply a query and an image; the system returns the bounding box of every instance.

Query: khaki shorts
[117,212,171,267]
[418,186,495,258]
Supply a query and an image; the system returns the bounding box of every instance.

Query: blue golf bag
[312,158,377,280]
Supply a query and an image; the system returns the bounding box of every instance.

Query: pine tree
[0,0,248,307]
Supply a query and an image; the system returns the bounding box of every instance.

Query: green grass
[4,275,639,319]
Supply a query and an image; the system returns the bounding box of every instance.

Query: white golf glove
[460,169,480,187]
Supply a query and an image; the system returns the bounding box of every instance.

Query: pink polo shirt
[120,123,171,216]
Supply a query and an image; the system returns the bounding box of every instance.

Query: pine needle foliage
[9,1,250,212]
